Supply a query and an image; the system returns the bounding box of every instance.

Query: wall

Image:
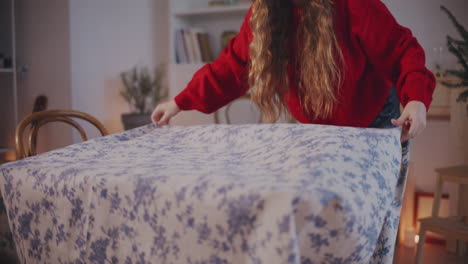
[69,0,167,138]
[155,0,169,63]
[382,0,468,193]
[15,0,73,154]
[382,0,468,247]
[12,0,468,177]
[382,0,468,73]
[9,0,169,153]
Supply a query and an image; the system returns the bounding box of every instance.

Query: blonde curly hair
[248,0,344,122]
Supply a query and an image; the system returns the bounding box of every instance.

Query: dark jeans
[369,86,400,129]
[369,86,410,150]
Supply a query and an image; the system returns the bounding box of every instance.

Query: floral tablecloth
[0,124,408,264]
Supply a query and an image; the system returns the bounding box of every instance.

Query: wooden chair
[415,165,468,263]
[214,94,263,124]
[15,109,108,159]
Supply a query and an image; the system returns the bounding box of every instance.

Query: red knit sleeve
[174,8,253,114]
[349,0,436,110]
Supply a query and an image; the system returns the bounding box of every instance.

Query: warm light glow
[5,151,16,161]
[414,235,420,244]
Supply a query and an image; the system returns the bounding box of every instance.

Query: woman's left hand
[391,100,427,143]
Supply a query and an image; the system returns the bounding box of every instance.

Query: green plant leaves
[120,65,168,114]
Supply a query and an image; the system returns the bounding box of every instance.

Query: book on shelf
[175,30,188,64]
[198,33,214,62]
[189,29,202,63]
[182,29,195,63]
[175,28,213,65]
[191,28,206,63]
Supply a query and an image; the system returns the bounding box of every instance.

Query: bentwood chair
[214,94,264,124]
[213,94,299,124]
[15,109,109,159]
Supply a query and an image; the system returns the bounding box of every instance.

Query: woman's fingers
[151,100,181,126]
[392,113,412,143]
[397,101,427,142]
[400,120,411,142]
[151,107,164,124]
[391,111,409,127]
[393,113,413,143]
[402,117,424,142]
[158,112,170,125]
[407,119,415,137]
[401,133,411,143]
[391,106,425,142]
[408,114,426,139]
[390,119,400,127]
[391,119,401,127]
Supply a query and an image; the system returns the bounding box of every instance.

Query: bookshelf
[173,3,250,17]
[168,0,253,126]
[0,0,18,160]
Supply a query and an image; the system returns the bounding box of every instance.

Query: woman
[152,0,435,142]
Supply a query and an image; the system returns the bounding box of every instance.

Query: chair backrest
[214,94,298,124]
[214,94,263,124]
[15,109,108,159]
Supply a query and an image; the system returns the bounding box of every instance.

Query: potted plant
[441,6,468,114]
[120,64,167,130]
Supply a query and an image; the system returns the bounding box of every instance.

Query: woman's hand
[391,100,427,142]
[151,99,181,125]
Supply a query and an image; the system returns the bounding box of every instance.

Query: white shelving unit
[0,0,18,160]
[173,3,250,17]
[168,0,252,126]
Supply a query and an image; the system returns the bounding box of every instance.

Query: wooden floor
[394,243,467,264]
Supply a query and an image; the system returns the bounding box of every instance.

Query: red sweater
[174,0,436,127]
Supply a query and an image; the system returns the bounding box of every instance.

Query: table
[0,124,408,264]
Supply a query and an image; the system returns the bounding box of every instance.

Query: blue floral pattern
[0,124,408,264]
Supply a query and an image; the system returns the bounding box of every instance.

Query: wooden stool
[415,166,468,263]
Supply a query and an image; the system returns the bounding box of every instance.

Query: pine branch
[446,69,468,80]
[457,89,468,102]
[441,5,468,42]
[448,36,467,46]
[447,36,468,60]
[441,80,465,88]
[447,37,468,72]
[441,4,468,103]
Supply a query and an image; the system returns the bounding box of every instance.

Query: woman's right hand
[151,99,181,125]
